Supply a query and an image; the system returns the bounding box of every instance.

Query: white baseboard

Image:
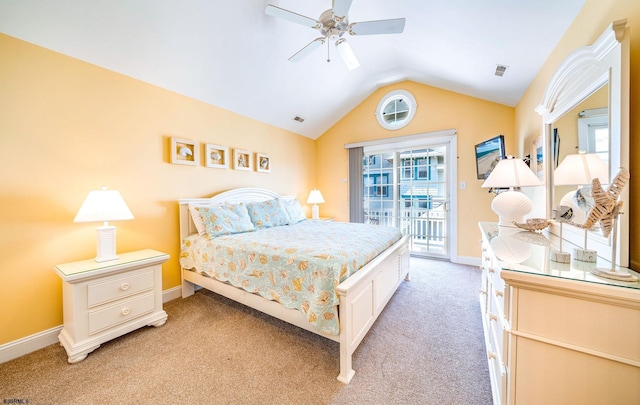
[0,326,62,364]
[163,285,182,303]
[1,287,183,364]
[453,255,481,267]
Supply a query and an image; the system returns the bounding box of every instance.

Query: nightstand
[54,249,169,363]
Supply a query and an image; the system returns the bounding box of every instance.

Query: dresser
[54,249,169,363]
[479,222,640,405]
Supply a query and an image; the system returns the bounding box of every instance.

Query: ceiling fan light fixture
[335,39,360,70]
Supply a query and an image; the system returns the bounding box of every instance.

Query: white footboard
[181,234,410,383]
[336,235,410,383]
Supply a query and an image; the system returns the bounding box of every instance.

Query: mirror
[536,20,629,266]
[552,83,608,222]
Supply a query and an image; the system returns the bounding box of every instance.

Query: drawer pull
[489,313,498,322]
[488,267,495,273]
[488,351,497,360]
[484,257,490,262]
[121,307,131,316]
[120,282,130,291]
[495,290,503,297]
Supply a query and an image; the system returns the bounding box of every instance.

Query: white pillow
[188,204,209,235]
[281,198,306,224]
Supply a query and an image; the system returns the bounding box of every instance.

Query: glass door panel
[363,144,449,259]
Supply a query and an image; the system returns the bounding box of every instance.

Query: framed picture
[532,136,544,180]
[171,137,198,166]
[233,148,251,171]
[256,152,271,173]
[204,144,228,169]
[474,135,506,180]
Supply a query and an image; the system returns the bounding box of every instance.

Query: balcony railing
[365,208,446,255]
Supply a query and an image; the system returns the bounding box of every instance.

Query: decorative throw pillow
[195,203,255,237]
[246,199,289,228]
[188,204,208,235]
[281,198,306,224]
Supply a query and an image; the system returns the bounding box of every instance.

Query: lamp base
[491,190,533,227]
[589,268,638,282]
[311,204,320,220]
[95,225,119,262]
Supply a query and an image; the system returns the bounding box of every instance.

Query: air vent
[495,64,508,77]
[293,116,305,123]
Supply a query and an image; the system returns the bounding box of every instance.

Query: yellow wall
[514,0,640,270]
[0,34,316,345]
[316,80,515,259]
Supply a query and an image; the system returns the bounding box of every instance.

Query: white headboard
[178,188,296,241]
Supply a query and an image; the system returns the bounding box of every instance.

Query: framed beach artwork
[256,153,271,173]
[474,135,506,180]
[204,144,228,169]
[170,137,199,166]
[532,136,544,180]
[233,148,252,171]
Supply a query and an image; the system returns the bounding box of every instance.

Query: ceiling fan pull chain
[327,40,331,63]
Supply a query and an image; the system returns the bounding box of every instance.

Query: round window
[375,90,417,130]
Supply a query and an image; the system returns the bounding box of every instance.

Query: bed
[178,188,410,383]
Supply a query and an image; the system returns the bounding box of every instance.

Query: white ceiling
[0,0,586,139]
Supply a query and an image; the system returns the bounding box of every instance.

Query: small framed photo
[204,144,228,169]
[532,136,544,180]
[256,153,271,173]
[171,137,199,166]
[233,148,252,171]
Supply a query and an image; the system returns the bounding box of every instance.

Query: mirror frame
[535,19,630,266]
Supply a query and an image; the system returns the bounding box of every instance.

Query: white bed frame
[178,188,410,383]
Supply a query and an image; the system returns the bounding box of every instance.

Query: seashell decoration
[512,218,551,232]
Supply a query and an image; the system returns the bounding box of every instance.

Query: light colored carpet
[0,258,493,404]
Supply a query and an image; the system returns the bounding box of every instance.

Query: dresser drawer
[88,292,155,335]
[87,269,154,307]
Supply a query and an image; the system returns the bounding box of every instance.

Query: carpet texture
[0,258,493,404]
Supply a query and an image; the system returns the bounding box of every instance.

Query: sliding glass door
[363,144,450,259]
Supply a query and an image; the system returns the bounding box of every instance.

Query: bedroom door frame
[359,129,458,262]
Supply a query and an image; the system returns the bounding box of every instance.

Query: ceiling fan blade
[289,38,325,63]
[349,18,406,36]
[332,0,353,19]
[335,39,360,70]
[265,4,321,29]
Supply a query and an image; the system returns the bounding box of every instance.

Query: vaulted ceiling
[0,0,586,139]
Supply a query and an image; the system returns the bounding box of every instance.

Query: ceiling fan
[265,0,406,70]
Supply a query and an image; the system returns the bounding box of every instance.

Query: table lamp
[481,157,543,227]
[74,187,134,262]
[307,189,325,220]
[554,151,608,262]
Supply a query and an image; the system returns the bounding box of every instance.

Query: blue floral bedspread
[179,220,402,335]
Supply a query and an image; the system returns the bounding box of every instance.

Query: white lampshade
[554,152,609,185]
[74,187,133,262]
[481,157,543,227]
[307,189,325,220]
[307,189,325,205]
[481,157,542,189]
[74,188,134,223]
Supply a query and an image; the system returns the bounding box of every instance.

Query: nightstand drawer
[89,292,155,335]
[88,269,154,307]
